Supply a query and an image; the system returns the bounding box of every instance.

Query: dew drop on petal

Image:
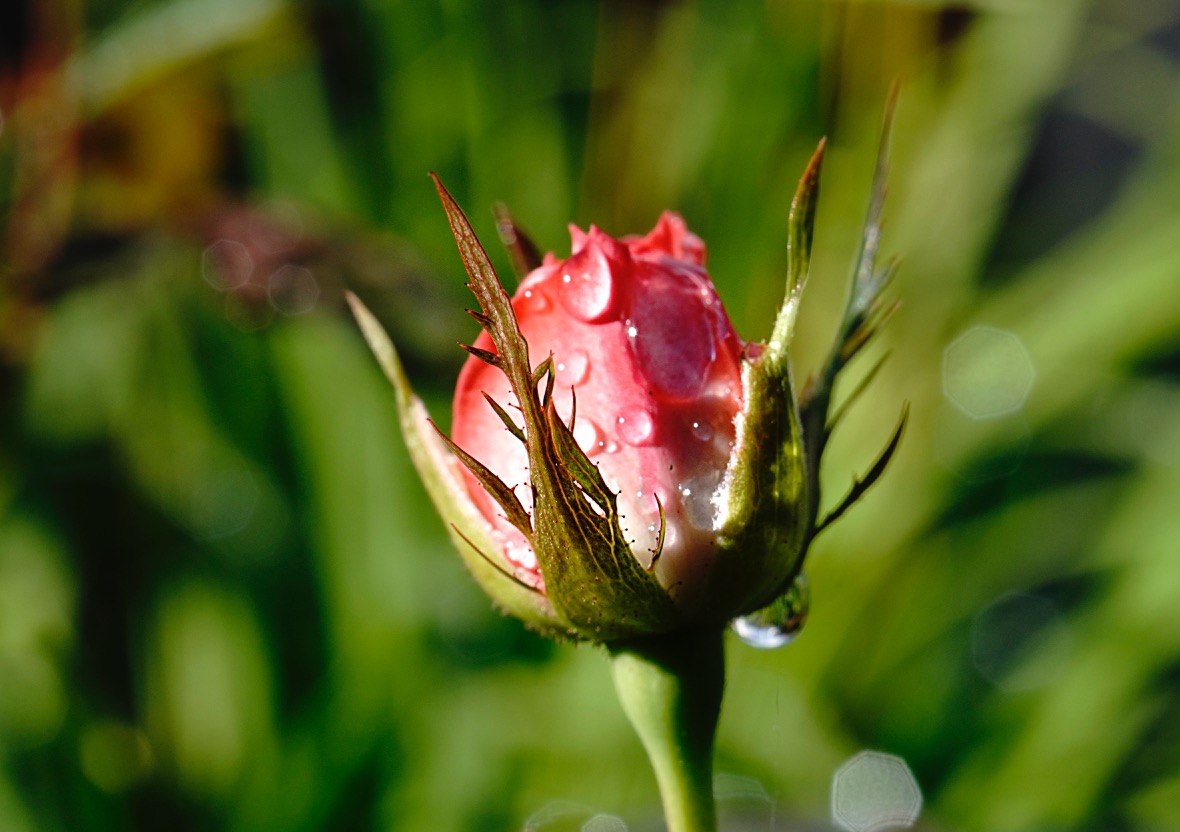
[630,303,714,399]
[520,288,551,313]
[556,349,590,386]
[574,417,602,455]
[558,249,615,322]
[691,420,713,442]
[616,408,655,445]
[733,574,810,649]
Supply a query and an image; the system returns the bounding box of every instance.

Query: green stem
[608,629,725,832]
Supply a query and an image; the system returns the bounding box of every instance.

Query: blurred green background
[3,0,1180,829]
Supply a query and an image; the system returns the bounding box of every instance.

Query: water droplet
[558,246,615,322]
[574,417,602,455]
[519,288,550,313]
[627,279,716,400]
[680,472,721,531]
[616,408,655,445]
[691,420,713,442]
[556,349,590,386]
[733,573,810,649]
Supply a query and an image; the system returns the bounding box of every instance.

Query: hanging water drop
[733,573,810,649]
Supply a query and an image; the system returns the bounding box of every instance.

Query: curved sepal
[431,176,681,641]
[345,292,569,636]
[713,92,905,619]
[707,142,825,618]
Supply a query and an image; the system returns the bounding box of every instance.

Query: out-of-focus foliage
[2,0,1179,830]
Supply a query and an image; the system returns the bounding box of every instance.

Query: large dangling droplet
[732,573,810,649]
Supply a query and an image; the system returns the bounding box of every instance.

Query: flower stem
[608,629,725,832]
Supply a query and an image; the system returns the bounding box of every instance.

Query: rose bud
[348,141,905,644]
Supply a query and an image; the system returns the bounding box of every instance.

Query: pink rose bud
[452,214,744,613]
[348,138,905,643]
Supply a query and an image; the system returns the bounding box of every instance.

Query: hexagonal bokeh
[267,264,320,315]
[580,814,628,832]
[943,325,1036,419]
[522,801,626,832]
[831,750,922,832]
[715,772,775,829]
[201,239,253,290]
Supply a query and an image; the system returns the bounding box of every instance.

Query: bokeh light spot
[581,814,627,832]
[201,239,253,291]
[267,264,320,315]
[523,800,594,830]
[943,326,1035,419]
[715,772,775,829]
[831,750,922,832]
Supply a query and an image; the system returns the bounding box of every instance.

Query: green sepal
[344,291,568,636]
[537,398,681,639]
[431,174,681,642]
[715,92,907,619]
[706,141,824,618]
